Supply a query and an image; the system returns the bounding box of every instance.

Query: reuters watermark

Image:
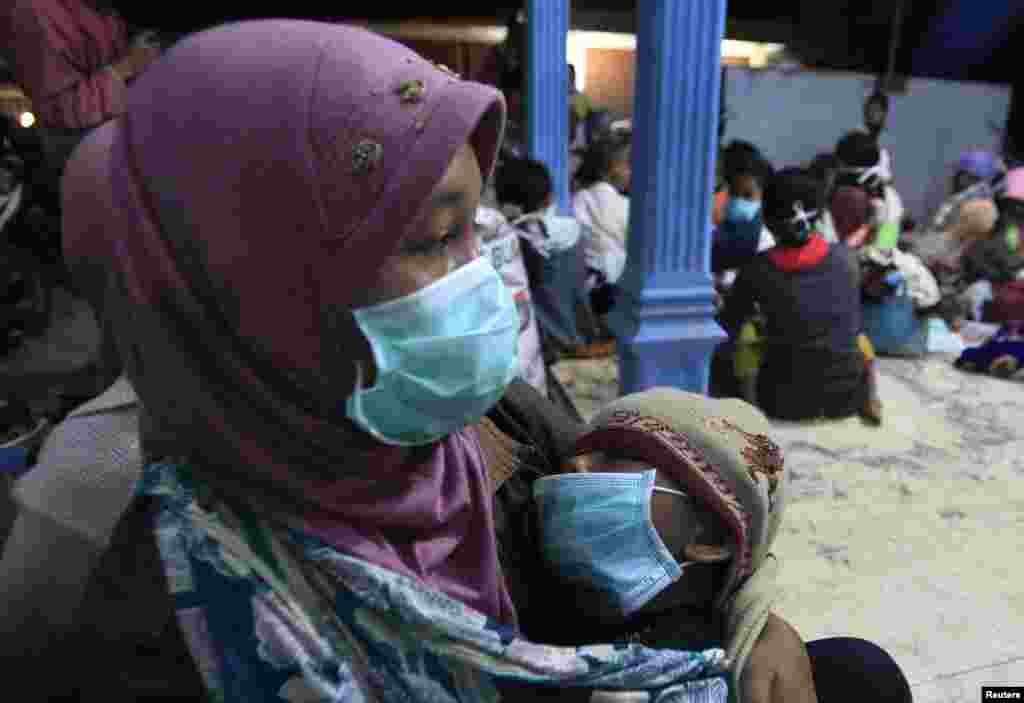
[984,687,1024,701]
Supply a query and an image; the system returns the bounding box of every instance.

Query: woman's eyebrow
[430,190,465,209]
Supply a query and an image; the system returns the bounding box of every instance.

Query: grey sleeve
[0,399,142,659]
[13,407,142,546]
[0,505,104,658]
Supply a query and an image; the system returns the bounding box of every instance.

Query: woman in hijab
[1,22,916,703]
[909,149,1005,265]
[3,20,736,702]
[719,168,870,422]
[961,167,1024,288]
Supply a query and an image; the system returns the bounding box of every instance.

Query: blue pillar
[525,0,571,214]
[609,0,728,395]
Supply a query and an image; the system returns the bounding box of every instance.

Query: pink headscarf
[62,21,516,624]
[1006,167,1024,201]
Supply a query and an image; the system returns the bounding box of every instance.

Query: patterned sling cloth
[138,461,730,703]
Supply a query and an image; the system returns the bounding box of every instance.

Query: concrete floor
[554,354,1024,702]
[3,292,1021,700]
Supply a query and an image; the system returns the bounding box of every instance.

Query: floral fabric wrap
[138,462,730,703]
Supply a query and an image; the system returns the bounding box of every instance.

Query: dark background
[6,1,1024,154]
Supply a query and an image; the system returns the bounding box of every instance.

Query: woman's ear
[685,543,734,563]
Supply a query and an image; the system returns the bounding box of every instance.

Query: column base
[607,275,726,395]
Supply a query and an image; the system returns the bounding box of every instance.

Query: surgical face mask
[725,197,761,224]
[345,257,520,446]
[533,470,696,618]
[538,203,584,253]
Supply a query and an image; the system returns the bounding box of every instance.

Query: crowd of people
[11,5,1013,701]
[707,90,1024,425]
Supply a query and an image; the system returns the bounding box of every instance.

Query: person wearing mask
[0,22,723,701]
[2,0,160,189]
[495,157,612,358]
[0,22,915,703]
[573,135,632,317]
[526,386,913,703]
[833,131,904,250]
[720,168,870,422]
[712,141,776,275]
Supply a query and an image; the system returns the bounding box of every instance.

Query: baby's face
[565,451,734,613]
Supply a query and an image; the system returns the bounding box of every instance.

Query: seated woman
[1,22,913,703]
[573,135,632,317]
[712,141,776,276]
[960,167,1024,319]
[926,197,1001,327]
[719,168,869,422]
[908,149,1005,264]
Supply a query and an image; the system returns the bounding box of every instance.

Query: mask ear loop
[651,486,733,564]
[788,201,819,242]
[652,485,690,500]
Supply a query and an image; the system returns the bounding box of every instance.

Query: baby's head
[534,389,787,623]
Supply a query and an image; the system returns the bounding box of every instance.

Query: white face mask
[345,257,520,446]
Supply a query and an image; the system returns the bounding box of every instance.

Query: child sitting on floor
[530,388,788,697]
[573,136,632,317]
[494,157,612,358]
[712,141,776,277]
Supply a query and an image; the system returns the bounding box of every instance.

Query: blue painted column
[609,0,728,395]
[525,0,571,214]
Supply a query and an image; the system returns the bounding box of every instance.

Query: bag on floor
[862,292,927,357]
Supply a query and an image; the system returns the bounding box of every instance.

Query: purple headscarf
[957,149,1003,182]
[62,21,516,624]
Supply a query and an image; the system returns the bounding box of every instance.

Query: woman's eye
[402,211,474,257]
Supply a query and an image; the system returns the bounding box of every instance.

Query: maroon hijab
[830,185,872,245]
[62,21,516,624]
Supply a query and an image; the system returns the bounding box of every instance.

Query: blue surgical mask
[533,470,693,618]
[345,257,520,446]
[726,197,762,223]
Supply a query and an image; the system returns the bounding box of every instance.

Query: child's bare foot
[565,339,617,359]
[860,397,883,426]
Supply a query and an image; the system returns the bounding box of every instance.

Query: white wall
[722,67,1012,223]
